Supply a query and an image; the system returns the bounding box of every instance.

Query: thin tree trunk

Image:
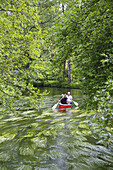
[68,59,72,83]
[62,3,65,82]
[62,4,64,13]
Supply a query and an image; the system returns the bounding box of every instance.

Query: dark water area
[0,87,113,170]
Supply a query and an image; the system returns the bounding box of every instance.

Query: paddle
[52,94,78,110]
[73,100,79,107]
[52,102,59,110]
[52,95,65,110]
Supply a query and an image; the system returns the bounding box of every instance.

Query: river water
[0,87,113,170]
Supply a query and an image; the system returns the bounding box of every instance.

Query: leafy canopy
[0,0,45,110]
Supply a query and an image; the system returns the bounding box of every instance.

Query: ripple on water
[0,92,113,169]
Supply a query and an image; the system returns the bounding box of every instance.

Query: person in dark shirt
[59,94,67,104]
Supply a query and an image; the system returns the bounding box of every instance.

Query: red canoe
[59,103,72,109]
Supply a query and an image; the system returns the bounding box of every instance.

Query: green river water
[0,87,113,170]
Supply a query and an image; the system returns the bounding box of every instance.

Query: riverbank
[33,80,81,89]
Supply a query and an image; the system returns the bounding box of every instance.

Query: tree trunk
[62,4,64,13]
[62,4,65,82]
[68,59,72,83]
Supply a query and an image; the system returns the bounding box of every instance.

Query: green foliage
[0,0,45,110]
[51,0,113,103]
[73,0,113,132]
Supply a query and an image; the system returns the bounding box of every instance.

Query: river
[0,87,113,170]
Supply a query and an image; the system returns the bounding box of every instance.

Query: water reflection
[0,87,113,169]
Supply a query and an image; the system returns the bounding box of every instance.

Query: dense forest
[0,0,113,143]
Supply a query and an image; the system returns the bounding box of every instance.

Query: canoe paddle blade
[52,102,59,110]
[73,101,79,107]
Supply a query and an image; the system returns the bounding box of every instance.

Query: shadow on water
[0,87,113,169]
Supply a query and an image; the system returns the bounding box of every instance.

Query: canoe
[59,103,72,109]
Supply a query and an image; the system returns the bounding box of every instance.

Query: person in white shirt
[66,92,72,104]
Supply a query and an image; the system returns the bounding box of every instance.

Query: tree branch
[0,88,16,98]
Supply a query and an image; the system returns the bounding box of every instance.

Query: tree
[0,0,45,110]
